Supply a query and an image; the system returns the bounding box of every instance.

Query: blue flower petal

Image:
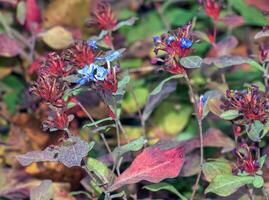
[87,39,98,50]
[180,37,192,49]
[166,35,176,45]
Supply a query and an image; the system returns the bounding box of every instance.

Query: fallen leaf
[30,180,53,200]
[109,144,184,191]
[41,26,74,50]
[16,136,90,168]
[0,34,22,57]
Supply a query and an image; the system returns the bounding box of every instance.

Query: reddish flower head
[153,23,194,74]
[43,107,73,131]
[153,22,193,59]
[203,0,221,21]
[30,76,65,107]
[88,1,118,31]
[37,52,67,78]
[222,85,269,125]
[65,41,95,69]
[233,143,259,175]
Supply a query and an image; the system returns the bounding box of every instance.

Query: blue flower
[180,37,192,49]
[94,66,108,81]
[95,48,125,63]
[76,64,108,85]
[153,36,160,45]
[199,95,207,106]
[166,35,176,45]
[87,39,98,50]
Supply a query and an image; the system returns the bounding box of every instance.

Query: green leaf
[205,175,254,197]
[180,56,203,69]
[229,0,267,26]
[204,56,250,69]
[220,110,239,120]
[119,11,164,43]
[150,74,183,96]
[259,155,267,169]
[247,120,264,142]
[202,160,232,182]
[253,176,264,188]
[165,8,196,26]
[16,1,26,25]
[121,59,142,69]
[87,158,112,182]
[88,141,95,152]
[122,85,149,113]
[116,75,131,95]
[154,103,192,135]
[83,117,113,128]
[263,117,269,137]
[248,60,265,73]
[112,137,147,159]
[143,182,187,200]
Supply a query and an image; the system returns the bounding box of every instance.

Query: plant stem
[184,73,204,200]
[77,101,112,155]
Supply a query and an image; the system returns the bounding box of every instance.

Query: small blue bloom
[95,48,125,63]
[87,39,98,50]
[180,37,192,49]
[200,95,207,106]
[76,64,108,85]
[153,36,160,45]
[166,35,175,45]
[94,66,108,81]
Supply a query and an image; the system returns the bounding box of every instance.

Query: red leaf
[0,34,22,57]
[25,0,42,32]
[109,144,184,191]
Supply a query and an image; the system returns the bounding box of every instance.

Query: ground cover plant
[1,0,269,199]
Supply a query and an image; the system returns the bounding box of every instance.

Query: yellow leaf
[41,26,73,49]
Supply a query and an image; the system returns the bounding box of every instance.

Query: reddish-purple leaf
[0,34,22,57]
[182,128,235,154]
[25,0,42,32]
[246,0,269,12]
[207,36,238,57]
[109,144,184,191]
[219,15,244,27]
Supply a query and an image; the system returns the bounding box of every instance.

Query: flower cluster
[222,85,269,125]
[88,1,118,31]
[152,22,193,74]
[232,143,260,175]
[30,39,121,131]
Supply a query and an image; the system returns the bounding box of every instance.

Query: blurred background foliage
[0,0,269,199]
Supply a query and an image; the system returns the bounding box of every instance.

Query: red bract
[203,0,221,21]
[30,76,65,107]
[109,144,184,191]
[37,52,67,78]
[222,85,269,124]
[97,68,118,93]
[89,1,117,31]
[233,143,259,175]
[25,0,42,32]
[43,107,72,131]
[163,58,185,75]
[65,41,95,69]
